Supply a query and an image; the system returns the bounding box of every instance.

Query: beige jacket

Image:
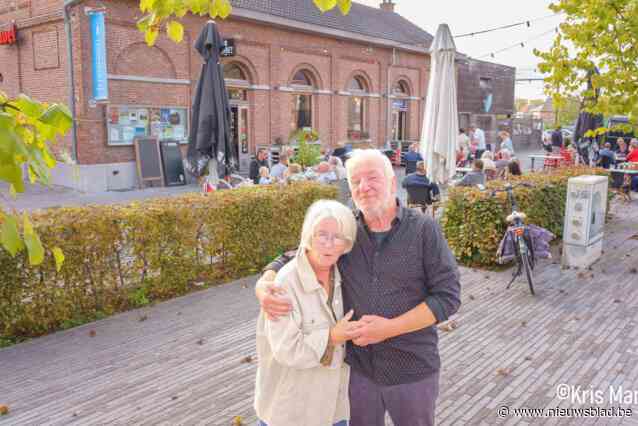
[254,249,350,426]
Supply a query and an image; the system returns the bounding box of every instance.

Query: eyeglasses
[313,231,348,247]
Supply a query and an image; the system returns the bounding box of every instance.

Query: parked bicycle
[489,183,537,295]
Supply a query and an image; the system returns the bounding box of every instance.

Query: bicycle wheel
[521,251,535,295]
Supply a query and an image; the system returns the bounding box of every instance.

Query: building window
[392,80,410,140]
[224,63,247,81]
[479,77,493,91]
[291,94,312,130]
[348,76,368,140]
[107,105,188,146]
[289,69,316,131]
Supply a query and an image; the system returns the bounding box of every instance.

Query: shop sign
[220,38,235,57]
[0,24,17,46]
[89,11,109,101]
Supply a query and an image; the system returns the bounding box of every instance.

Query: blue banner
[89,11,109,101]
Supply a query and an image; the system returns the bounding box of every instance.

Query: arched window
[223,62,250,101]
[392,79,411,141]
[224,63,247,81]
[348,76,369,140]
[291,69,314,88]
[290,69,317,131]
[393,80,410,96]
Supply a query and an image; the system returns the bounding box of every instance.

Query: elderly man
[256,149,461,426]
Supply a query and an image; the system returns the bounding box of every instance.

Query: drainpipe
[63,0,82,162]
[385,48,396,149]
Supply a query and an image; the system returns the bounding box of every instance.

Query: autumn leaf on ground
[241,355,253,364]
[524,356,533,361]
[0,405,8,415]
[89,330,96,337]
[468,294,475,301]
[614,299,622,304]
[496,367,512,377]
[629,268,637,274]
[438,320,458,332]
[197,338,204,345]
[232,415,243,425]
[630,234,638,240]
[521,321,527,327]
[138,314,148,322]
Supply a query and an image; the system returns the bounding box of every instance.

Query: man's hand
[347,315,395,346]
[255,270,292,321]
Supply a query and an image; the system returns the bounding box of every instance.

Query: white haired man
[256,149,461,426]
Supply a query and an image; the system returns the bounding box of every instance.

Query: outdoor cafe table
[609,167,638,201]
[528,154,564,171]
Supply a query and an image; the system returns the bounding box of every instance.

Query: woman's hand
[329,310,355,345]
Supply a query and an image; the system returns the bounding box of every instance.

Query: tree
[535,0,638,132]
[137,0,352,45]
[0,93,70,269]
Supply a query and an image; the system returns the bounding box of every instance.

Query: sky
[356,0,564,100]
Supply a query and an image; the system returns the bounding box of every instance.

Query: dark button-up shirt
[265,203,461,386]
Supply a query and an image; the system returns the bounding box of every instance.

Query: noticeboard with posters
[107,105,188,146]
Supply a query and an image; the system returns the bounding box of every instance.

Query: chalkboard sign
[134,137,164,188]
[160,140,186,186]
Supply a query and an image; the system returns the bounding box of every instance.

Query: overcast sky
[356,0,564,100]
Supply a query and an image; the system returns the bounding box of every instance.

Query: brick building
[0,0,515,191]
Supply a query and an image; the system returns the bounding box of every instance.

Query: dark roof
[230,0,433,47]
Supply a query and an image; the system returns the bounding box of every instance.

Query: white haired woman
[254,200,357,426]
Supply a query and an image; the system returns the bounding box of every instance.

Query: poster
[122,126,135,141]
[110,128,120,142]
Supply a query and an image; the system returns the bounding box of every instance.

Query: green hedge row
[441,166,611,267]
[0,182,336,342]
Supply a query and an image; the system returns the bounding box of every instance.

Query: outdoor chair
[406,185,437,219]
[405,160,417,175]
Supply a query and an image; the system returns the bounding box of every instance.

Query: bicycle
[489,183,537,295]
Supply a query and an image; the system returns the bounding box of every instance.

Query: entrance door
[230,105,250,175]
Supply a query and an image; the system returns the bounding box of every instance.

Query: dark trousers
[475,149,485,161]
[349,368,439,426]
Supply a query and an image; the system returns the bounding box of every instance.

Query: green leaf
[23,213,44,265]
[313,0,336,13]
[218,0,232,19]
[137,15,152,32]
[166,20,184,43]
[145,28,159,46]
[52,246,65,271]
[39,104,72,136]
[0,164,24,193]
[337,0,351,15]
[13,94,44,119]
[0,214,23,256]
[140,0,156,12]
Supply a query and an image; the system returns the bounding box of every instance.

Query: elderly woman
[254,200,357,426]
[481,151,497,180]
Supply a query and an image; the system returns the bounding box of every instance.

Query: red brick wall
[0,0,441,166]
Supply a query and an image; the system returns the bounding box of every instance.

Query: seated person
[627,139,638,163]
[270,154,289,182]
[455,159,486,187]
[258,166,273,185]
[616,138,630,162]
[597,142,616,168]
[401,161,440,203]
[508,159,522,176]
[314,161,338,184]
[403,143,423,174]
[494,149,512,169]
[284,163,307,183]
[481,151,497,180]
[328,156,347,180]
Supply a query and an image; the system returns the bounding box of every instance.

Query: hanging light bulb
[526,21,530,27]
[521,42,525,47]
[491,53,495,58]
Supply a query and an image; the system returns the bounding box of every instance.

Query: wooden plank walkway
[1,199,638,425]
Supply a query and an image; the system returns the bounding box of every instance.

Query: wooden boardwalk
[1,199,638,425]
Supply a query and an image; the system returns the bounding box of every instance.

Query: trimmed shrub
[441,166,611,267]
[0,182,336,341]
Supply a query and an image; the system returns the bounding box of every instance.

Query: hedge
[440,166,611,267]
[0,182,336,343]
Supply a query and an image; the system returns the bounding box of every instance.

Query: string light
[453,13,562,39]
[477,27,558,59]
